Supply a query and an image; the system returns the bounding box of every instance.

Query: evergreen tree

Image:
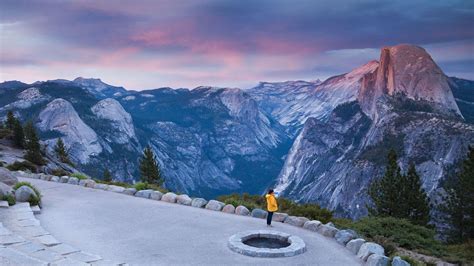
[54,138,72,165]
[12,119,24,148]
[103,168,112,182]
[405,163,430,226]
[6,111,16,130]
[23,121,44,165]
[368,149,404,217]
[441,147,474,243]
[139,146,162,185]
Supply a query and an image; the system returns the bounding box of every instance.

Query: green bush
[445,240,474,265]
[13,181,41,206]
[6,161,37,173]
[50,168,70,177]
[71,173,89,180]
[1,194,16,206]
[343,217,445,257]
[133,182,148,191]
[289,204,333,223]
[132,182,168,193]
[0,128,11,139]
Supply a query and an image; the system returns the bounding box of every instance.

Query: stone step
[0,246,48,265]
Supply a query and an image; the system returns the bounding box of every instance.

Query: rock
[235,205,250,216]
[39,174,52,181]
[272,212,289,222]
[335,229,358,245]
[191,198,208,208]
[83,180,96,188]
[367,254,390,266]
[15,186,37,202]
[303,220,322,231]
[357,242,385,261]
[346,238,366,254]
[123,188,137,195]
[285,216,309,227]
[161,192,177,203]
[94,184,108,190]
[251,208,267,219]
[67,177,79,185]
[150,191,163,201]
[176,194,192,205]
[59,176,69,183]
[0,182,13,197]
[222,204,235,214]
[317,224,339,237]
[205,200,225,211]
[135,189,153,199]
[391,256,410,266]
[107,185,125,193]
[0,167,19,186]
[51,176,60,182]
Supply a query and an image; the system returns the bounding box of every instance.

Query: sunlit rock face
[37,98,102,164]
[274,45,474,219]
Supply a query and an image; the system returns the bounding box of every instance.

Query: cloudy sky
[0,0,473,90]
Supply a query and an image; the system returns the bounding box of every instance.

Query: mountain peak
[358,44,461,119]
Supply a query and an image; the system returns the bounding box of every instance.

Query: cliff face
[274,44,473,219]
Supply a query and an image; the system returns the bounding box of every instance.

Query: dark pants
[267,211,274,225]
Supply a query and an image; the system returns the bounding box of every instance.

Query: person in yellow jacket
[265,189,278,227]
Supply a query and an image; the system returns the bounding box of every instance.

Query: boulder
[357,242,385,261]
[51,176,60,182]
[150,191,163,201]
[0,167,18,186]
[251,208,267,219]
[67,177,79,185]
[135,189,153,199]
[161,192,177,203]
[367,254,389,266]
[123,188,137,196]
[235,205,250,216]
[59,176,69,183]
[346,238,366,254]
[222,204,235,214]
[205,200,225,211]
[39,174,52,181]
[94,184,109,190]
[176,194,192,205]
[391,256,410,266]
[107,185,125,193]
[285,216,309,227]
[335,229,358,245]
[318,224,339,237]
[15,186,37,202]
[191,198,208,208]
[0,182,13,197]
[272,212,289,222]
[303,220,322,231]
[84,180,96,188]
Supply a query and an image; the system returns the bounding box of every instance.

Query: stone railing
[17,172,411,266]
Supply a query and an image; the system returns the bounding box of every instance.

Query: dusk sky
[1,0,473,90]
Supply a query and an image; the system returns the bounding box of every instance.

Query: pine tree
[6,111,16,130]
[103,168,112,182]
[368,149,404,217]
[12,119,24,148]
[54,138,72,165]
[441,146,474,243]
[139,146,162,185]
[405,163,430,226]
[23,121,45,165]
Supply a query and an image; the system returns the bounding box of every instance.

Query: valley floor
[23,178,362,265]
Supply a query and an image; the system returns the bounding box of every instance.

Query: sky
[0,0,473,90]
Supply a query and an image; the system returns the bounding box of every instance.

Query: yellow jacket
[266,194,278,212]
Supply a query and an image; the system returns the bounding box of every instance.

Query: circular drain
[228,230,306,257]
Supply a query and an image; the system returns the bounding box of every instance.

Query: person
[265,189,278,227]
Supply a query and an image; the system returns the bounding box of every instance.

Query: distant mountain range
[0,44,472,218]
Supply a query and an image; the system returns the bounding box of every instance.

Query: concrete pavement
[22,178,363,265]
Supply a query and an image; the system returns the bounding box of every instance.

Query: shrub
[131,182,167,193]
[444,240,474,265]
[13,181,41,206]
[71,173,89,180]
[51,168,70,177]
[289,204,333,223]
[7,161,37,173]
[0,128,11,139]
[1,194,16,206]
[133,182,148,191]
